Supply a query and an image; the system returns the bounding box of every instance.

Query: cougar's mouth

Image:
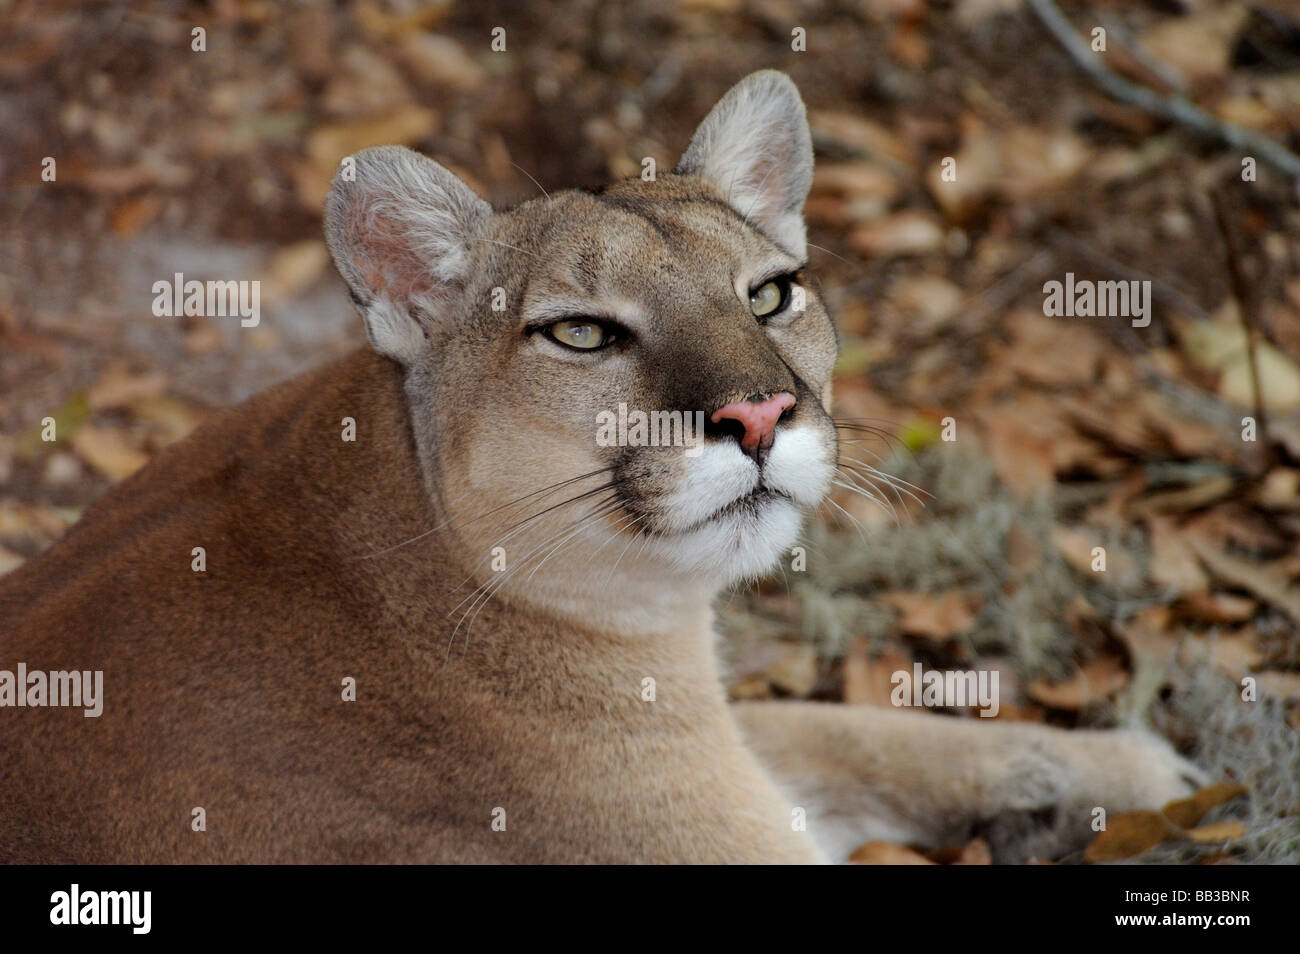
[673,484,794,535]
[710,484,790,520]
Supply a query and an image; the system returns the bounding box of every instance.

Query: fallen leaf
[810,111,913,165]
[306,105,439,167]
[1135,390,1224,459]
[261,240,329,305]
[1085,811,1183,862]
[843,644,911,706]
[1141,5,1249,83]
[850,841,936,865]
[1147,516,1210,595]
[1256,469,1300,510]
[1118,610,1181,668]
[70,426,149,482]
[1126,477,1237,519]
[399,33,487,90]
[1190,538,1300,625]
[1162,783,1248,829]
[353,0,452,39]
[1051,526,1138,582]
[1179,313,1300,413]
[1204,632,1266,680]
[1187,821,1248,843]
[1255,672,1300,703]
[727,672,770,701]
[953,837,992,865]
[0,544,24,576]
[88,364,168,412]
[131,395,204,445]
[764,643,818,697]
[1173,591,1255,625]
[978,393,1108,496]
[1028,654,1129,710]
[889,274,964,335]
[110,195,162,237]
[849,211,945,258]
[998,310,1105,389]
[879,590,977,640]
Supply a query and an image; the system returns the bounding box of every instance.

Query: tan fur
[0,72,1202,863]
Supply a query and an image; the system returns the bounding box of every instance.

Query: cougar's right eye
[546,319,615,351]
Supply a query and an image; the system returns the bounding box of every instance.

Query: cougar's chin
[637,425,832,584]
[647,496,806,583]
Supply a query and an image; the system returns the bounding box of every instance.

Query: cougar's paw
[979,729,1208,864]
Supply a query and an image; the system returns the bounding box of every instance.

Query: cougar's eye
[547,319,613,351]
[750,275,794,320]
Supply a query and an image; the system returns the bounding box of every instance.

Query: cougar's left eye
[547,319,614,351]
[750,275,793,320]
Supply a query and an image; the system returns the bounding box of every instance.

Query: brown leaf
[1179,312,1300,413]
[977,393,1109,496]
[998,319,1105,391]
[1126,477,1237,519]
[1173,591,1256,625]
[131,395,204,446]
[764,643,818,697]
[843,643,911,707]
[110,195,162,237]
[353,0,452,39]
[879,590,977,640]
[88,365,169,413]
[1146,516,1210,595]
[261,240,329,305]
[983,420,1055,494]
[848,211,945,258]
[296,105,440,208]
[726,672,771,701]
[1085,811,1183,862]
[809,111,913,166]
[306,105,439,167]
[849,841,936,865]
[1187,821,1248,844]
[1005,523,1041,575]
[0,544,25,577]
[1141,5,1250,83]
[1028,655,1129,710]
[1162,783,1248,829]
[1256,671,1300,703]
[70,426,149,482]
[1051,526,1138,583]
[953,837,992,865]
[1135,390,1224,460]
[1256,469,1300,510]
[399,34,487,91]
[1118,609,1181,668]
[1205,632,1266,680]
[1190,538,1300,626]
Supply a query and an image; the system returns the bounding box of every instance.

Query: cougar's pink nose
[710,391,796,462]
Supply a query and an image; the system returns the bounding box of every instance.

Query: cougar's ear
[674,70,814,259]
[324,146,492,365]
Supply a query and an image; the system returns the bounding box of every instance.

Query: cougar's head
[325,70,837,604]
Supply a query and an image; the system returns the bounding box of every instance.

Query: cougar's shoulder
[0,348,425,638]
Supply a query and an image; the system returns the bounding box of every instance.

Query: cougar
[0,71,1204,864]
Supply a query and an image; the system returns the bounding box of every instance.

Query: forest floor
[2,0,1299,863]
